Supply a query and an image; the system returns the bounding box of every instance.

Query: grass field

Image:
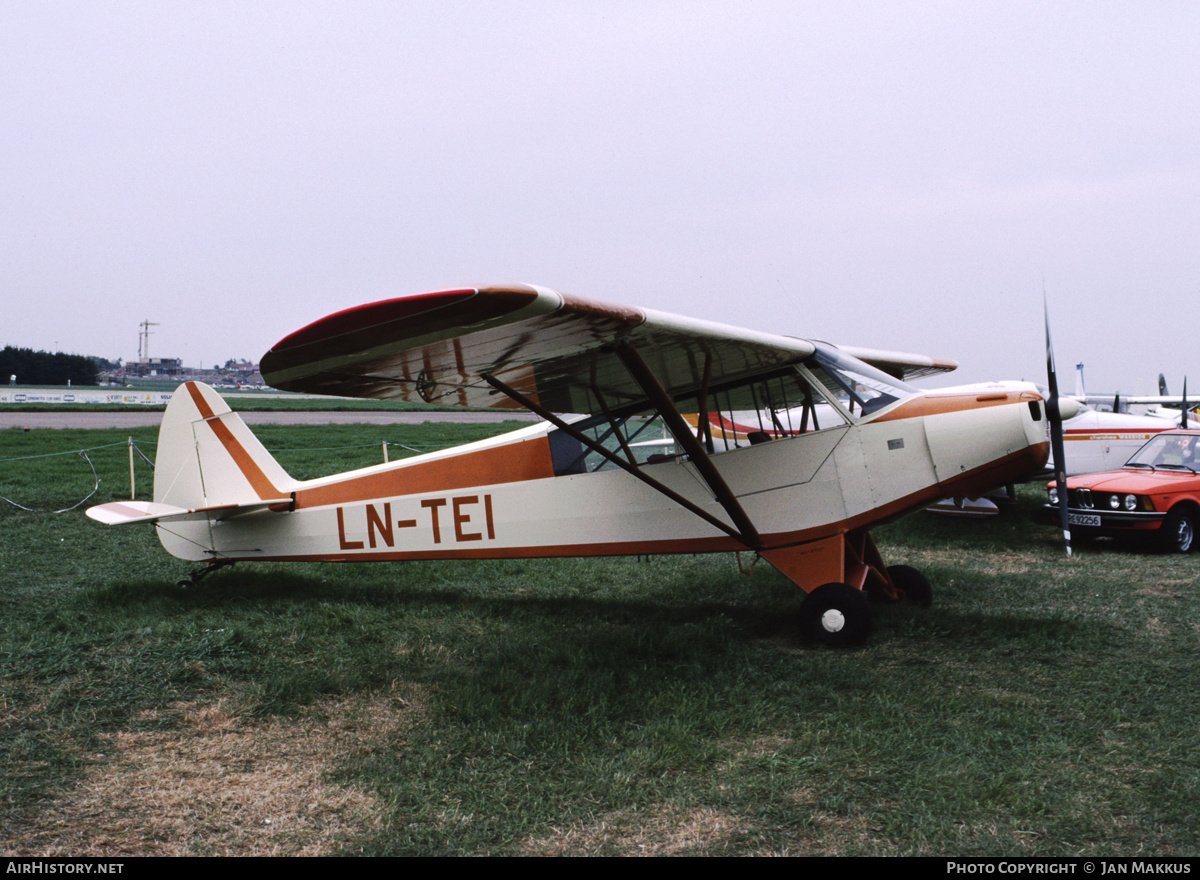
[3,421,1200,856]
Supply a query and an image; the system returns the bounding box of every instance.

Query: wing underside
[260,285,955,413]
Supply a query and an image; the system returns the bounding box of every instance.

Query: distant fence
[0,389,175,406]
[1,434,454,513]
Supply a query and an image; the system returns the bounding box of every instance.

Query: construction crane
[138,320,159,361]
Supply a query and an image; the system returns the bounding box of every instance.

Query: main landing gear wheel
[886,564,933,608]
[799,583,871,647]
[1160,507,1196,554]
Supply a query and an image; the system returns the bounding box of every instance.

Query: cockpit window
[547,361,863,476]
[549,413,670,475]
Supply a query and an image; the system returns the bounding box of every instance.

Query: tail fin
[154,381,295,511]
[86,382,295,561]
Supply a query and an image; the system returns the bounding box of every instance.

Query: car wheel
[799,583,871,646]
[886,564,933,608]
[1160,507,1196,554]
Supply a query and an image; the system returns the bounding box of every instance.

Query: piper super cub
[88,285,1050,645]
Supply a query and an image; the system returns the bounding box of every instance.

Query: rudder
[152,382,296,560]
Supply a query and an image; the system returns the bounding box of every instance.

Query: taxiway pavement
[0,411,540,430]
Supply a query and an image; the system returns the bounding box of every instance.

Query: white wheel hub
[820,608,846,633]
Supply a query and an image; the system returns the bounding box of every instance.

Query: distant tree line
[1,346,100,386]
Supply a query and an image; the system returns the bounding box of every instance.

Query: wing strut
[480,373,751,545]
[697,354,714,453]
[592,387,639,467]
[613,341,763,550]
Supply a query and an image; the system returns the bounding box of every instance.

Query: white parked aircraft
[88,285,1051,645]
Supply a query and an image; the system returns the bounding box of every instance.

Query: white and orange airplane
[87,285,1051,645]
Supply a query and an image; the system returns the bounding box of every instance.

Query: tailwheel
[886,564,933,608]
[178,559,235,589]
[799,583,871,647]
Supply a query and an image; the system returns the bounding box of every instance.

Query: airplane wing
[833,345,958,382]
[1104,396,1194,408]
[260,285,956,413]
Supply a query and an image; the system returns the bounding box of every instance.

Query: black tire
[799,583,871,647]
[887,564,933,608]
[1159,507,1196,554]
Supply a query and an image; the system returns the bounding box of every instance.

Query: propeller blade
[1112,390,1121,414]
[1044,296,1072,557]
[1160,373,1169,396]
[1182,377,1189,429]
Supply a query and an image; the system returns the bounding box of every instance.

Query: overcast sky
[4,1,1198,395]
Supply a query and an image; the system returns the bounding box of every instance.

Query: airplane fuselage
[154,385,1047,591]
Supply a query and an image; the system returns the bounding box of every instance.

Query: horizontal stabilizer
[87,501,191,525]
[86,498,291,526]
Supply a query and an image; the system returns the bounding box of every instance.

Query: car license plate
[1068,513,1101,527]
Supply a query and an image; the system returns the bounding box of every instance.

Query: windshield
[807,344,918,418]
[1125,433,1200,471]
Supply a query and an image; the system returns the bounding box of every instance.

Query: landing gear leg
[177,559,235,590]
[759,528,933,646]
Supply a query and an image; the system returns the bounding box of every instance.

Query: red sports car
[1045,429,1200,553]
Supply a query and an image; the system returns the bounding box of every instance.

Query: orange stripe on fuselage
[185,382,283,501]
[871,389,1041,422]
[294,435,556,509]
